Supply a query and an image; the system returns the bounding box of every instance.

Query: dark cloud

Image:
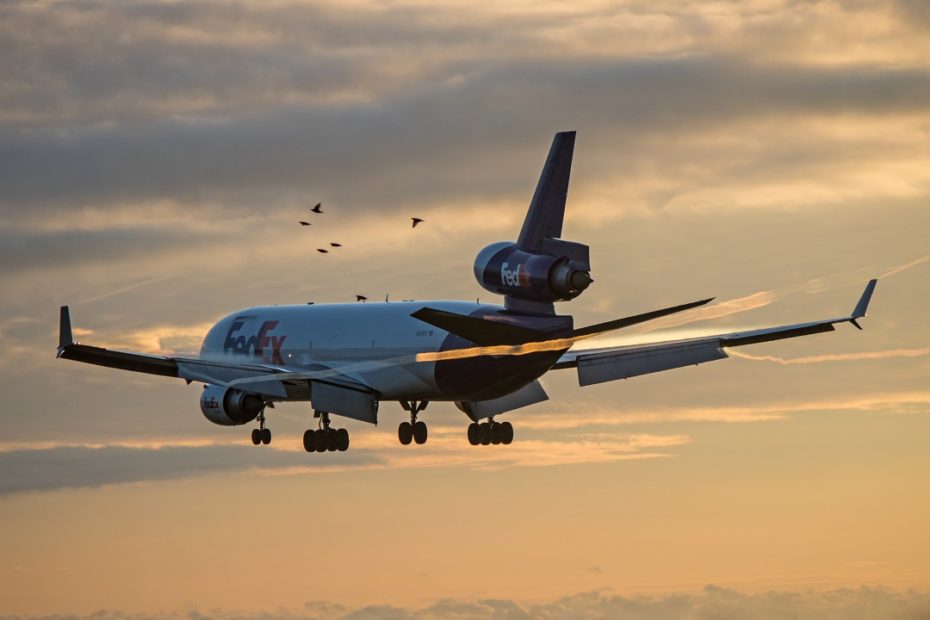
[0,444,380,496]
[0,227,217,277]
[3,57,930,216]
[0,587,927,619]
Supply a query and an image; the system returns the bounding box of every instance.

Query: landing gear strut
[398,400,429,445]
[250,407,272,446]
[303,410,350,453]
[467,418,513,446]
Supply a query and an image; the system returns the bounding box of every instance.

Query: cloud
[4,58,930,215]
[516,391,930,430]
[2,586,927,619]
[0,427,690,496]
[0,443,381,496]
[4,387,928,497]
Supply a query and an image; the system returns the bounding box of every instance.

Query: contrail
[633,290,775,333]
[880,255,929,278]
[728,347,930,365]
[632,253,926,334]
[74,274,173,306]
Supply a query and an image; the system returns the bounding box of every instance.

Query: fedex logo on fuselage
[501,262,531,288]
[223,320,287,364]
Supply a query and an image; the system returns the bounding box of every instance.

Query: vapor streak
[728,347,930,365]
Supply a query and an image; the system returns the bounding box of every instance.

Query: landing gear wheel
[413,421,428,444]
[398,400,430,446]
[261,428,271,445]
[313,430,328,453]
[500,421,514,445]
[336,428,350,452]
[467,422,481,446]
[398,421,413,445]
[303,429,314,452]
[480,422,492,445]
[251,428,261,445]
[490,423,502,445]
[326,429,339,451]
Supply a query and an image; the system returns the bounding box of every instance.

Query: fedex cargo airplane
[57,132,877,453]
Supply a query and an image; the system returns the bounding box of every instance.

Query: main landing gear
[250,408,272,446]
[398,400,429,445]
[467,418,514,446]
[303,410,350,453]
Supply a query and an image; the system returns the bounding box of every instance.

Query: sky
[1,0,930,617]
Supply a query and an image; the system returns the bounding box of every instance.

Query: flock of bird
[299,202,425,300]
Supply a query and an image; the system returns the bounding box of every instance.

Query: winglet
[848,279,877,330]
[59,305,73,351]
[852,279,878,319]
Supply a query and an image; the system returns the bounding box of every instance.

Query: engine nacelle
[473,240,593,303]
[199,385,264,426]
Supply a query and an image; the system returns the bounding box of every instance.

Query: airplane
[57,131,878,453]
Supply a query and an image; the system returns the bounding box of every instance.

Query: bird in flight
[411,217,424,228]
[356,295,368,302]
[316,248,329,254]
[299,221,311,226]
[310,203,323,214]
[330,242,342,248]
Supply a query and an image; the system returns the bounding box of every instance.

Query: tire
[490,423,502,445]
[336,428,350,452]
[261,428,272,445]
[313,430,328,452]
[251,429,261,445]
[467,422,480,445]
[480,422,492,445]
[303,429,314,452]
[500,421,514,445]
[325,429,338,451]
[413,421,428,445]
[398,421,413,445]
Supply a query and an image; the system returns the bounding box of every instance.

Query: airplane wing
[55,306,368,400]
[552,279,877,386]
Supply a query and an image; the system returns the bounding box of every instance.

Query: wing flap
[311,381,379,424]
[577,341,727,386]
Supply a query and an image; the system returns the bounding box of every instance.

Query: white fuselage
[198,301,495,400]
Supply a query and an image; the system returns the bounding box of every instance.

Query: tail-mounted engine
[472,131,592,314]
[474,238,592,304]
[200,385,264,426]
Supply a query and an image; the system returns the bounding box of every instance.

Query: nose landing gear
[250,407,272,445]
[398,400,429,445]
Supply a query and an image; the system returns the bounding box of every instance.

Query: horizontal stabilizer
[573,297,714,338]
[411,307,548,346]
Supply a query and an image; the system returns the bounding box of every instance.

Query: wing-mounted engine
[473,130,592,315]
[199,384,264,426]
